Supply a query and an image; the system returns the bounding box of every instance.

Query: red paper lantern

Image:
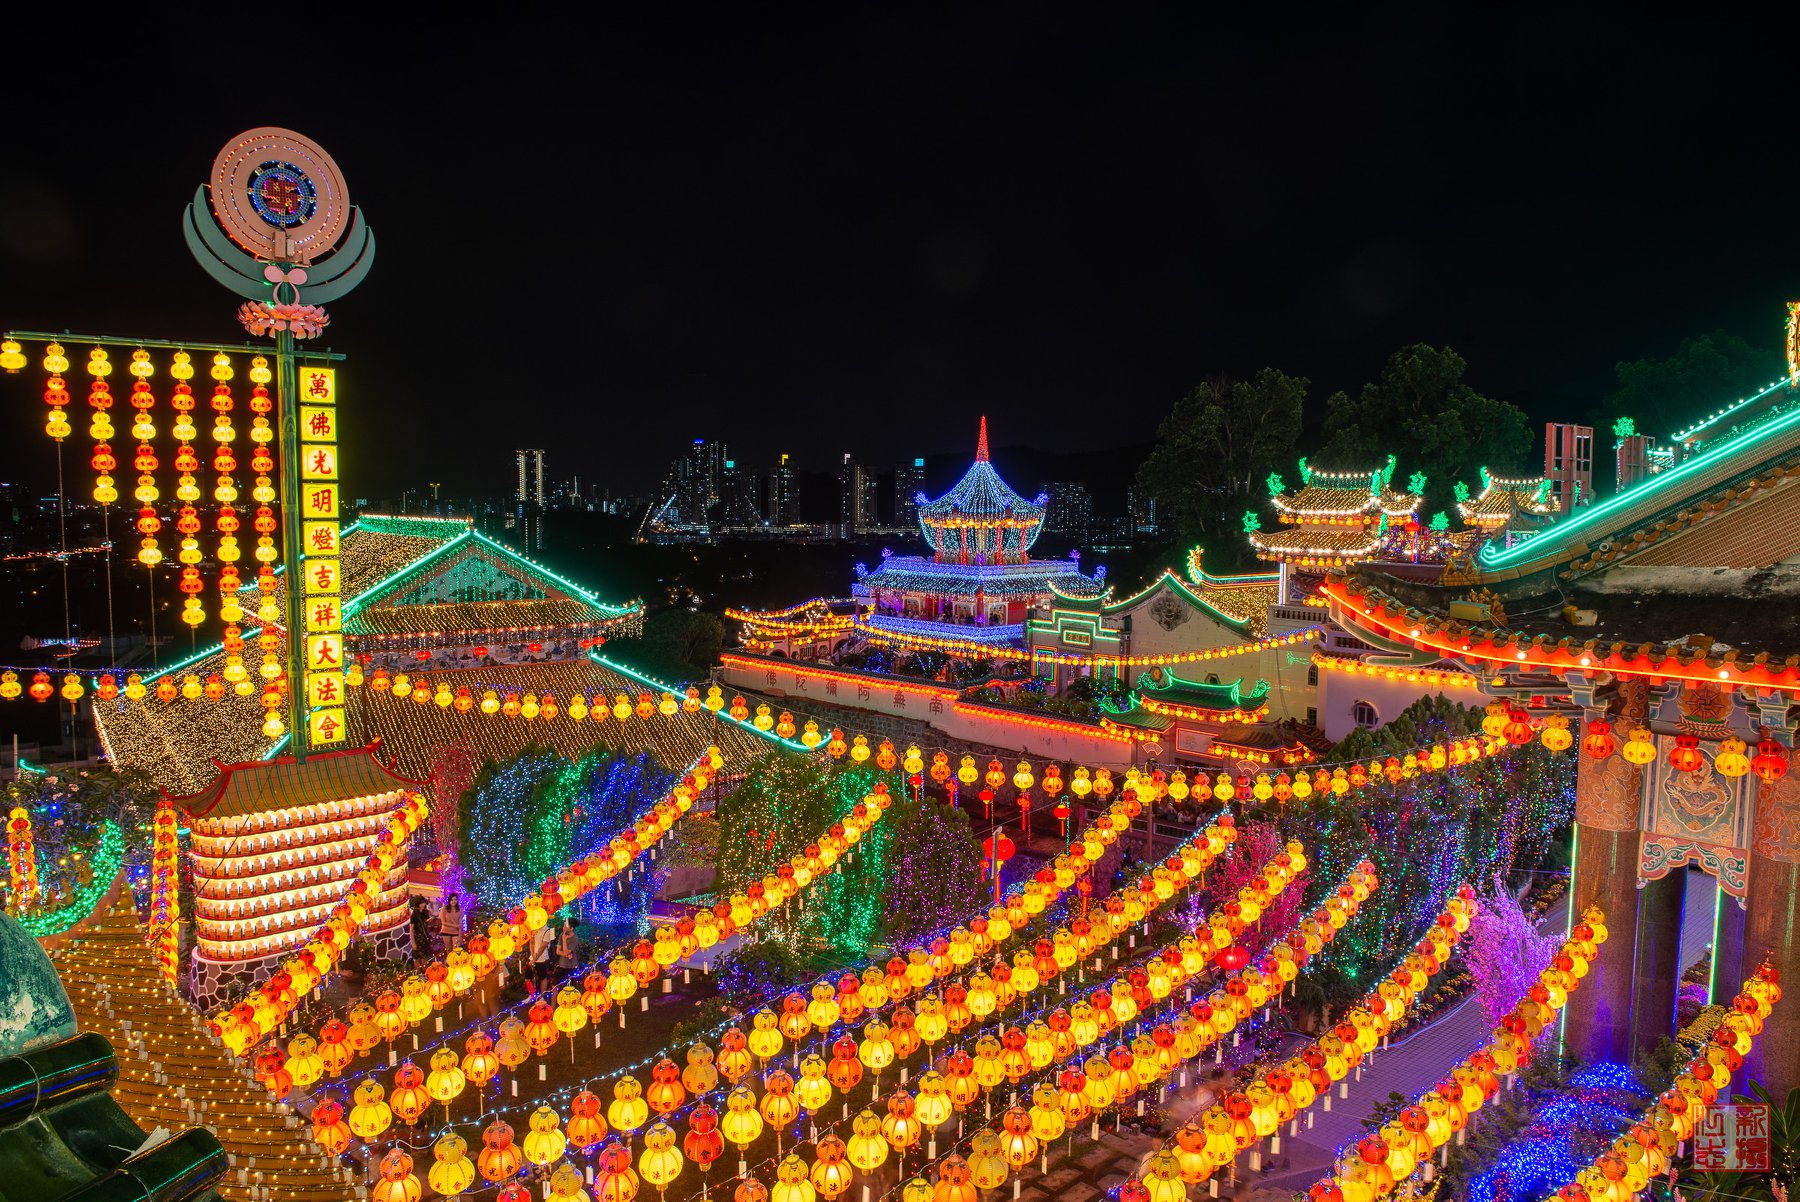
[1752,739,1789,784]
[1668,734,1704,774]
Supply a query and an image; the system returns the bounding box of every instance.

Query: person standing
[438,894,464,952]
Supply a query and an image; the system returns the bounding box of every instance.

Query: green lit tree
[714,755,984,961]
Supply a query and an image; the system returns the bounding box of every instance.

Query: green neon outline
[1481,394,1800,568]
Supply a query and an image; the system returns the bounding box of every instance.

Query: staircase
[47,890,359,1202]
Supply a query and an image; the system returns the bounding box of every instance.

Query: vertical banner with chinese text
[298,365,345,746]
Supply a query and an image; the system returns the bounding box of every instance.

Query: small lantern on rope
[1582,719,1617,759]
[1621,726,1656,766]
[1668,734,1704,775]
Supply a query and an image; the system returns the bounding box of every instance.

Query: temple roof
[859,556,1103,600]
[1474,388,1800,585]
[1457,470,1559,528]
[1136,671,1270,713]
[915,418,1048,561]
[1249,526,1386,564]
[1271,456,1422,522]
[163,741,422,818]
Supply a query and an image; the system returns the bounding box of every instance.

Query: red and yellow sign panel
[299,367,341,745]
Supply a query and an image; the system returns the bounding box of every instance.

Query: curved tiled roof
[916,418,1047,561]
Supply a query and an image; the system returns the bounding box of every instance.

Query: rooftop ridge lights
[1134,697,1268,724]
[725,597,866,621]
[1137,672,1267,707]
[864,615,1025,643]
[1670,379,1790,444]
[1310,651,1483,690]
[741,624,1324,669]
[1320,576,1800,692]
[590,650,805,750]
[1480,393,1800,568]
[1184,545,1279,589]
[716,651,961,700]
[1090,569,1253,629]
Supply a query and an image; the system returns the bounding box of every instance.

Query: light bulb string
[314,851,1331,1168]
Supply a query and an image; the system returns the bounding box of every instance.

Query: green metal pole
[276,328,308,761]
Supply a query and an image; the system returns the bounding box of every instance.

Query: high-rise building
[1040,481,1092,536]
[1126,484,1158,538]
[720,458,763,526]
[767,454,797,526]
[838,454,857,531]
[895,459,925,528]
[672,439,728,526]
[512,449,545,549]
[1545,422,1593,511]
[855,463,880,529]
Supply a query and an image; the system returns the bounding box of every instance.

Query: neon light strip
[1321,577,1800,692]
[1483,390,1800,568]
[590,651,804,750]
[1670,379,1790,444]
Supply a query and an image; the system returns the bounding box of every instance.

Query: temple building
[168,744,421,1009]
[856,418,1103,641]
[1251,457,1424,600]
[1319,351,1800,1095]
[1454,467,1560,544]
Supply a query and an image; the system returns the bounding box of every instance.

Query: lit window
[1352,700,1379,729]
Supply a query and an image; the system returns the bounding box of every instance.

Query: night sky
[1,13,1795,500]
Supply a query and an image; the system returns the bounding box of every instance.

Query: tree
[1466,883,1561,1026]
[605,608,726,683]
[1321,345,1529,517]
[1598,329,1778,452]
[456,746,674,910]
[1136,369,1306,566]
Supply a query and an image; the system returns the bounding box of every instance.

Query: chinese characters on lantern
[299,366,344,746]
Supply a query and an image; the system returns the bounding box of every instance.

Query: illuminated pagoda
[167,742,420,1009]
[1251,455,1423,597]
[857,417,1103,641]
[1454,466,1559,543]
[1320,324,1800,1094]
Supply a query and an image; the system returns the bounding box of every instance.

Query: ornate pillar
[1743,771,1800,1096]
[1563,684,1647,1065]
[1630,869,1685,1059]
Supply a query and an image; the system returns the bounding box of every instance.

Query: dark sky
[1,13,1796,500]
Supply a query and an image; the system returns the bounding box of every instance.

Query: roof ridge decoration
[916,418,1051,564]
[163,738,424,817]
[346,529,636,619]
[1479,394,1800,573]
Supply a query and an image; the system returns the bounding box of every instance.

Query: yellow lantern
[1715,736,1751,778]
[428,1132,477,1198]
[1622,726,1656,765]
[524,1105,568,1167]
[639,1121,685,1196]
[348,1077,394,1141]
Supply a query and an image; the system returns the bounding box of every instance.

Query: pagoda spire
[975,415,989,463]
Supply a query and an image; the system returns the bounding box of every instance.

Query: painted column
[1563,694,1647,1064]
[1630,869,1685,1059]
[1743,771,1800,1096]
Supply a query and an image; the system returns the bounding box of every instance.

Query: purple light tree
[1467,878,1561,1026]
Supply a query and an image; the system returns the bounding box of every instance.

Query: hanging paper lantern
[1582,720,1617,759]
[1621,727,1656,765]
[1668,734,1704,774]
[1714,736,1751,778]
[1539,714,1573,752]
[1752,738,1789,784]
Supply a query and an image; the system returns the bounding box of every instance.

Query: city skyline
[2,16,1795,501]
